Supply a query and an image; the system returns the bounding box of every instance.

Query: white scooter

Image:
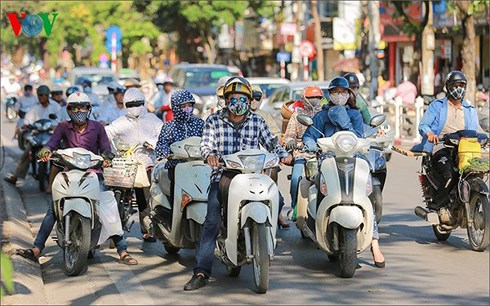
[295,114,385,278]
[51,148,117,276]
[147,137,210,254]
[214,149,279,293]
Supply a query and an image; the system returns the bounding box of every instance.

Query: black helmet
[328,77,352,92]
[445,70,467,88]
[343,73,360,88]
[37,85,50,96]
[66,86,80,97]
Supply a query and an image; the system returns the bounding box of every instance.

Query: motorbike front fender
[63,199,92,221]
[186,201,207,225]
[240,202,272,228]
[329,206,364,229]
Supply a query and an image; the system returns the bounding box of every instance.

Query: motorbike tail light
[181,190,193,210]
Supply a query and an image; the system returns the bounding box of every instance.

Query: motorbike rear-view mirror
[49,113,58,120]
[369,114,386,127]
[296,114,313,127]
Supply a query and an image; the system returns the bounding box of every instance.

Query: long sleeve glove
[285,140,297,151]
[37,146,51,159]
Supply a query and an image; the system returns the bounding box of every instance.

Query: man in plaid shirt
[184,77,292,291]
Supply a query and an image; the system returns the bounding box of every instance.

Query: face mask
[330,92,349,106]
[68,111,89,125]
[448,86,466,100]
[228,97,250,116]
[83,86,92,94]
[157,84,164,91]
[305,98,321,108]
[183,105,194,114]
[126,105,146,118]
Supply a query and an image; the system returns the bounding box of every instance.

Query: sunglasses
[67,103,90,112]
[229,96,248,104]
[125,100,145,108]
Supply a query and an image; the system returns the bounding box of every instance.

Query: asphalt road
[1,117,489,305]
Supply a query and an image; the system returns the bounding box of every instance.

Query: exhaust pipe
[414,206,440,225]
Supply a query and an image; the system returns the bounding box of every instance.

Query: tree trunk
[460,14,476,103]
[311,0,324,81]
[367,1,380,99]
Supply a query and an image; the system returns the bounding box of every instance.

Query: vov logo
[6,12,58,37]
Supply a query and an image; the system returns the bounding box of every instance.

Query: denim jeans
[34,200,127,255]
[289,157,306,209]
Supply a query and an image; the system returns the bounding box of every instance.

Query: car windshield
[258,84,289,98]
[184,69,231,88]
[75,74,116,86]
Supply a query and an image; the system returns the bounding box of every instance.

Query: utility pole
[312,0,324,81]
[367,1,380,100]
[421,0,434,96]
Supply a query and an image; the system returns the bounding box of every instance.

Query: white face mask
[126,105,146,118]
[330,92,349,106]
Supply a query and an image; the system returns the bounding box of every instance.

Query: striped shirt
[201,109,288,182]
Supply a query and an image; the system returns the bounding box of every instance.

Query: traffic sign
[276,52,291,63]
[105,26,122,53]
[299,40,315,58]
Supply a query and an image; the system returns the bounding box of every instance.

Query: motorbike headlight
[319,173,328,196]
[184,144,202,158]
[334,134,358,153]
[64,152,95,169]
[265,157,278,168]
[225,159,242,169]
[238,154,265,172]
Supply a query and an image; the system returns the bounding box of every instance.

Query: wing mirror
[369,114,386,127]
[296,114,314,127]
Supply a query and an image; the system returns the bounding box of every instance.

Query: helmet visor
[125,100,145,108]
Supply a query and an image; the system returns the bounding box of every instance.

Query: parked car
[118,68,140,86]
[169,63,242,117]
[67,67,118,100]
[247,77,291,103]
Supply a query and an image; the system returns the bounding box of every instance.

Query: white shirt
[24,101,61,125]
[105,112,163,167]
[16,95,38,112]
[99,103,127,124]
[2,81,21,96]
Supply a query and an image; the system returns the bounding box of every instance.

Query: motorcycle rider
[216,75,231,109]
[411,70,483,207]
[57,86,81,122]
[302,77,385,268]
[99,84,127,125]
[344,73,371,124]
[14,83,38,139]
[283,85,323,221]
[15,92,138,265]
[148,76,174,122]
[80,77,102,119]
[4,85,61,186]
[154,89,204,204]
[50,84,65,107]
[183,77,292,291]
[105,88,163,242]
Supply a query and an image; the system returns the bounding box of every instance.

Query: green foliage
[0,252,14,297]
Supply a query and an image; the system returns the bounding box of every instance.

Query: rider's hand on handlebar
[207,155,221,167]
[102,160,111,168]
[143,141,154,151]
[37,146,52,162]
[285,140,297,151]
[427,132,439,144]
[280,154,293,165]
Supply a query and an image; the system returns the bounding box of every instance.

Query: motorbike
[214,149,280,293]
[411,130,489,251]
[50,148,105,276]
[294,114,385,278]
[146,136,210,254]
[24,116,57,191]
[5,96,17,121]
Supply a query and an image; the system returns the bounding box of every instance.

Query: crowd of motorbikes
[3,84,489,294]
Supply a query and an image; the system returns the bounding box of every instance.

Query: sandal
[16,248,39,263]
[119,253,138,265]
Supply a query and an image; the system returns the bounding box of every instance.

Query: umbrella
[331,58,360,73]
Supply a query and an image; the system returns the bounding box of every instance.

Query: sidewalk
[1,135,48,305]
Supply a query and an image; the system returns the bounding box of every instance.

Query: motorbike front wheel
[338,228,357,278]
[466,192,490,251]
[251,222,270,294]
[63,213,91,276]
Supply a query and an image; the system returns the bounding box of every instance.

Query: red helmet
[302,85,323,99]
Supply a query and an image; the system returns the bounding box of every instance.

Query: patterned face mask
[448,86,466,100]
[330,92,349,106]
[228,96,250,116]
[68,111,89,125]
[305,98,321,108]
[183,105,194,114]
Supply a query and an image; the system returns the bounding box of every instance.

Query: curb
[1,135,48,305]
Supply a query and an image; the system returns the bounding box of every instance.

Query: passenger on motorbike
[283,85,323,221]
[15,92,138,265]
[50,85,65,107]
[183,77,292,291]
[105,88,163,242]
[5,85,60,186]
[99,84,127,125]
[215,75,231,110]
[411,70,484,207]
[344,73,371,124]
[154,89,204,204]
[148,76,174,122]
[302,77,385,268]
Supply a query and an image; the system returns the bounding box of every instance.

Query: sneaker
[4,176,17,185]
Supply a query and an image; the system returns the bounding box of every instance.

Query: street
[1,118,489,305]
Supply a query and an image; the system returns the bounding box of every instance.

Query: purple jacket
[45,120,111,155]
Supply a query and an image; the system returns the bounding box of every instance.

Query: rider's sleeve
[98,123,112,154]
[154,122,173,159]
[150,117,164,148]
[200,116,218,159]
[258,116,288,158]
[348,109,365,138]
[302,110,327,151]
[418,101,440,137]
[44,122,65,151]
[283,112,299,145]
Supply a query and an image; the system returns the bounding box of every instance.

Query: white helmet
[66,92,91,107]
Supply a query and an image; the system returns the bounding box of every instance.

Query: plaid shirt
[201,109,288,182]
